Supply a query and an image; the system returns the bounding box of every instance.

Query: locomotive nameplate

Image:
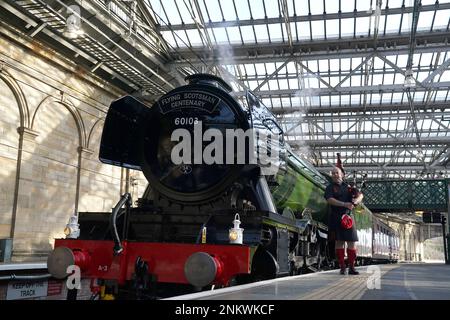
[158,91,221,114]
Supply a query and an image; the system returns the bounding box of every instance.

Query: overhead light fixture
[415,149,424,161]
[404,68,415,88]
[63,5,84,39]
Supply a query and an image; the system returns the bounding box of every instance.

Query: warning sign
[7,280,48,300]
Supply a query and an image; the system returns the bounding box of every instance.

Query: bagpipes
[336,153,367,229]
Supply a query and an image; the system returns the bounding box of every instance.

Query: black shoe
[348,268,359,275]
[340,267,346,275]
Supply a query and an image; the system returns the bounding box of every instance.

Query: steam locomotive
[47,74,399,299]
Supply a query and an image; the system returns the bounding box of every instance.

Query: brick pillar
[75,147,93,215]
[10,127,39,239]
[11,127,39,257]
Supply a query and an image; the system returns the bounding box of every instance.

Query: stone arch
[79,116,122,213]
[18,95,85,253]
[87,117,105,150]
[31,95,86,148]
[0,70,29,128]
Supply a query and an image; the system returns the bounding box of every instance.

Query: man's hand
[344,202,355,210]
[327,198,356,210]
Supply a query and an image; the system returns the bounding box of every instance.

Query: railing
[363,179,448,212]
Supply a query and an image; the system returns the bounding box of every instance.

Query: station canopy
[4,0,450,181]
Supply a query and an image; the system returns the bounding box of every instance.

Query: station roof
[2,0,450,180]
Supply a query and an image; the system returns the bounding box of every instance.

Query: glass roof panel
[247,80,257,89]
[326,19,340,38]
[421,52,435,66]
[267,24,283,42]
[176,0,196,24]
[174,30,189,47]
[355,17,370,36]
[310,20,325,39]
[295,0,310,16]
[236,1,252,20]
[309,1,324,15]
[244,64,256,76]
[185,29,203,46]
[241,25,257,43]
[320,96,330,105]
[341,58,353,71]
[440,70,450,81]
[269,79,279,89]
[414,91,425,102]
[351,76,362,86]
[340,1,354,12]
[213,28,229,44]
[265,62,276,75]
[317,59,328,72]
[330,95,340,105]
[281,97,291,107]
[272,97,282,107]
[356,0,371,12]
[329,76,340,87]
[418,11,436,31]
[388,0,405,8]
[434,9,450,30]
[372,74,384,86]
[401,13,413,32]
[147,0,164,24]
[416,71,430,82]
[329,59,339,72]
[382,93,392,103]
[219,0,237,20]
[392,93,403,102]
[434,90,447,100]
[297,21,311,40]
[254,63,265,75]
[290,22,298,40]
[288,79,299,89]
[264,0,281,18]
[226,27,241,44]
[286,61,297,74]
[285,1,294,16]
[247,0,264,18]
[201,0,223,21]
[383,73,395,85]
[377,14,386,34]
[371,93,381,104]
[325,0,340,13]
[253,25,270,42]
[373,56,385,70]
[341,95,350,104]
[385,14,402,33]
[340,18,354,37]
[340,77,351,87]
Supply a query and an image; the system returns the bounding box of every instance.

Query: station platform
[167,263,450,300]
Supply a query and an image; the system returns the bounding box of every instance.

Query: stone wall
[379,217,424,262]
[0,30,147,259]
